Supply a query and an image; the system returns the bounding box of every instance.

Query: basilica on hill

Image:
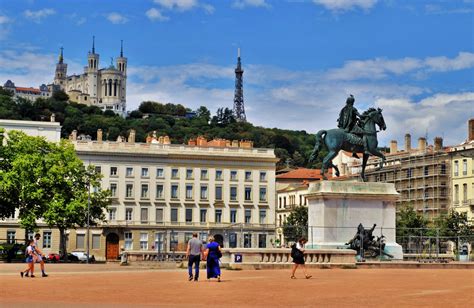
[49,37,128,116]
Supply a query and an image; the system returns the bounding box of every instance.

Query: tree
[395,205,430,248]
[282,206,308,243]
[52,90,69,102]
[195,106,211,123]
[434,210,470,238]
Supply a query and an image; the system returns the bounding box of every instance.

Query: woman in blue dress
[204,236,222,282]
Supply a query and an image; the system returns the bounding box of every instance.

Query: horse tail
[310,130,327,161]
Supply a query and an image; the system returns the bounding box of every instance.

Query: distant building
[49,38,127,116]
[3,80,51,101]
[449,119,474,224]
[0,117,61,143]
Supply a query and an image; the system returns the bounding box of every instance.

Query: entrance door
[106,233,119,260]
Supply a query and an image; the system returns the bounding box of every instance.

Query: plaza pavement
[0,263,472,307]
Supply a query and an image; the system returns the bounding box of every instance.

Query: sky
[0,0,473,146]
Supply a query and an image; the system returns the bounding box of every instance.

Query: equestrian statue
[309,95,387,182]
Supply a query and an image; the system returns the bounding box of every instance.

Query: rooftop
[276,168,328,180]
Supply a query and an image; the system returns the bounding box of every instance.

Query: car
[71,251,95,263]
[62,253,79,262]
[46,253,61,263]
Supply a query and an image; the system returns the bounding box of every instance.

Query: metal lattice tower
[233,48,246,122]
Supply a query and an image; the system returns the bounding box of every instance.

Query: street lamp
[86,162,91,264]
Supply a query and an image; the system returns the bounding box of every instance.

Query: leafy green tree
[283,206,308,243]
[195,106,211,123]
[434,210,471,238]
[396,205,430,244]
[52,90,69,101]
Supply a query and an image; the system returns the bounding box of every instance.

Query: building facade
[50,39,127,116]
[450,119,474,224]
[0,117,61,143]
[3,80,51,101]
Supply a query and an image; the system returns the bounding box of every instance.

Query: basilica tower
[116,40,127,105]
[86,36,100,101]
[53,47,67,89]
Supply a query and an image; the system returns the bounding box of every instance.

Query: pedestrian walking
[20,239,36,278]
[24,233,48,277]
[290,237,312,279]
[204,236,222,282]
[186,233,204,281]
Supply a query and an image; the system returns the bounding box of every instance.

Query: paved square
[0,264,472,307]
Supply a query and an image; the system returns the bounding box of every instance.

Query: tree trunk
[59,228,68,261]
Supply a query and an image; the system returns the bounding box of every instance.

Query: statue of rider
[337,95,369,155]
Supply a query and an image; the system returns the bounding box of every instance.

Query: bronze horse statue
[309,108,386,181]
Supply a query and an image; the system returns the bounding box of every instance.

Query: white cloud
[232,0,270,9]
[425,52,474,72]
[106,12,128,24]
[0,14,13,40]
[153,0,214,13]
[146,8,169,21]
[312,0,378,12]
[23,8,56,23]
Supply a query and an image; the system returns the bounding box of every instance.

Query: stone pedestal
[306,181,403,259]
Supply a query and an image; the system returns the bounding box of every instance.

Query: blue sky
[0,0,473,146]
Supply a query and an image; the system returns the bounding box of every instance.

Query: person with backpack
[290,237,312,279]
[20,239,36,278]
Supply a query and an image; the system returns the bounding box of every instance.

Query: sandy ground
[0,263,473,307]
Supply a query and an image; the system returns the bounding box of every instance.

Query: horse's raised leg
[329,162,340,177]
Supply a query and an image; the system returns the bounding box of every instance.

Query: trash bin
[459,244,469,262]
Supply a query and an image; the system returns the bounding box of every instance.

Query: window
[6,231,15,244]
[185,233,193,244]
[126,184,134,198]
[215,170,223,180]
[141,208,148,223]
[186,208,193,223]
[454,161,459,176]
[92,234,100,249]
[108,208,116,221]
[124,232,133,250]
[454,185,459,203]
[171,208,178,222]
[407,168,413,178]
[441,164,446,175]
[154,233,164,252]
[171,185,179,199]
[200,209,207,223]
[279,197,281,208]
[110,183,117,197]
[230,171,237,180]
[94,166,101,174]
[245,171,252,181]
[186,185,193,199]
[244,233,252,248]
[230,187,237,201]
[140,233,148,250]
[229,233,237,248]
[156,168,164,178]
[126,167,133,177]
[43,231,51,249]
[215,186,223,200]
[463,159,467,176]
[245,209,251,223]
[463,184,468,202]
[126,208,133,221]
[170,232,178,251]
[245,187,252,201]
[215,209,222,223]
[258,234,267,248]
[156,184,164,199]
[141,168,149,177]
[200,185,208,200]
[200,232,208,244]
[171,168,179,178]
[76,234,85,249]
[259,187,267,202]
[424,166,429,176]
[156,208,163,223]
[230,209,237,223]
[141,184,149,199]
[259,210,266,224]
[259,172,267,182]
[110,166,118,176]
[201,169,208,180]
[186,169,193,179]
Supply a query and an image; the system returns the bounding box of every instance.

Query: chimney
[163,136,170,144]
[390,140,398,154]
[418,137,426,152]
[404,134,411,152]
[434,137,443,151]
[97,129,103,143]
[69,130,77,141]
[469,118,474,141]
[50,113,56,122]
[128,129,136,143]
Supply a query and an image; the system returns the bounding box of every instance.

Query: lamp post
[86,164,91,264]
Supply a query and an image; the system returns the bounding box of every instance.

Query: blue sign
[234,254,243,263]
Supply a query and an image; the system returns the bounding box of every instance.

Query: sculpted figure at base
[346,223,393,259]
[310,95,387,181]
